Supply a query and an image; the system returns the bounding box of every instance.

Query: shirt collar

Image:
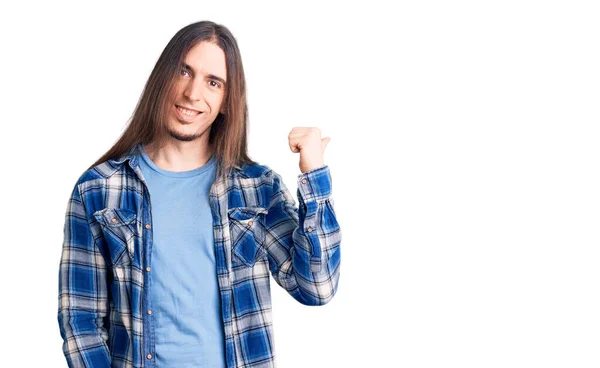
[108,143,142,169]
[108,142,244,173]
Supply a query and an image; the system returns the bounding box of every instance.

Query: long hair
[87,20,255,178]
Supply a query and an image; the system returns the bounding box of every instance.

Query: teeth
[177,106,199,116]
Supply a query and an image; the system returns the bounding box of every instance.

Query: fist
[288,127,331,173]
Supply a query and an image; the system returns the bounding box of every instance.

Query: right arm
[58,183,111,368]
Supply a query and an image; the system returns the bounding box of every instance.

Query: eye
[179,68,190,77]
[209,80,221,89]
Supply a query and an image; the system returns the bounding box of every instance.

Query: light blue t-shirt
[138,146,225,368]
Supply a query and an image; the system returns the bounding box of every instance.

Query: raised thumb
[321,137,331,151]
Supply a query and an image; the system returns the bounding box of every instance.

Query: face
[167,41,227,142]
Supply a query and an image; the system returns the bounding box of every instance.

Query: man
[57,20,341,368]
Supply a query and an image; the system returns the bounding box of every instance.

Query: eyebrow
[181,63,227,85]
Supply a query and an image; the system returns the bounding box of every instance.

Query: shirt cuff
[297,165,332,202]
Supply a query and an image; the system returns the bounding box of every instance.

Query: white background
[1,1,599,367]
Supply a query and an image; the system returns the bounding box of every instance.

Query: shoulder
[76,160,126,184]
[233,162,287,199]
[70,158,134,201]
[236,162,280,181]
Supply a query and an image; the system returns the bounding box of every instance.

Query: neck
[143,138,214,172]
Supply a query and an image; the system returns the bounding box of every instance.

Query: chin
[168,130,200,142]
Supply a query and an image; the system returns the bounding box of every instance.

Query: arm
[263,165,341,305]
[57,183,111,367]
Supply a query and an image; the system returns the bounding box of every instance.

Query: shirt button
[146,267,151,272]
[145,224,151,229]
[147,354,152,359]
[147,310,152,315]
[301,178,307,184]
[307,227,313,232]
[248,220,253,226]
[111,218,117,223]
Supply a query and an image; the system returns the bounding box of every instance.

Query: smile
[175,105,203,122]
[176,105,201,116]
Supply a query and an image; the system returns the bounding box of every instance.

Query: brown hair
[87,20,256,178]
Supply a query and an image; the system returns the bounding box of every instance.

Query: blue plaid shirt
[58,143,342,368]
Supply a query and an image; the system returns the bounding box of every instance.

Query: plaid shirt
[58,143,341,368]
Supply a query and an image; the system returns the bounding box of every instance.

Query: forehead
[184,41,227,80]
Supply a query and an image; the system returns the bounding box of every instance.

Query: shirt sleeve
[57,183,112,368]
[263,165,342,306]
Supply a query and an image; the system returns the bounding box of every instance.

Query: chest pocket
[93,207,137,266]
[227,206,268,267]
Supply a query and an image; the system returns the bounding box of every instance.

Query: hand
[288,127,331,173]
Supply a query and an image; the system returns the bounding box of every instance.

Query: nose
[183,79,204,102]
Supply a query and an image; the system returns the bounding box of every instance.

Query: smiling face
[167,41,227,142]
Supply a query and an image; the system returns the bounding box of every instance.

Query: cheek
[209,94,225,112]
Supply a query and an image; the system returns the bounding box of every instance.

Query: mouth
[175,104,203,122]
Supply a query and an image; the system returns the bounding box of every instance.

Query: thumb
[321,137,331,151]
